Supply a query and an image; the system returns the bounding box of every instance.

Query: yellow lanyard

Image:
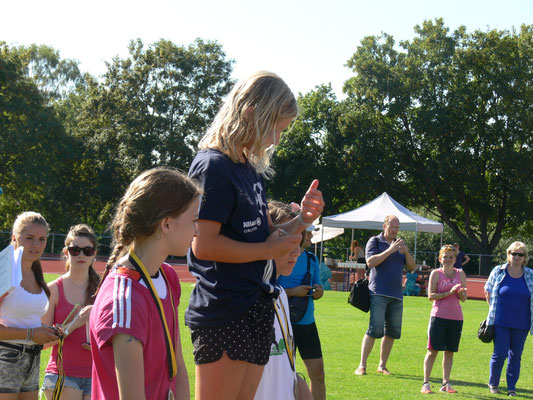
[129,249,177,379]
[273,296,295,371]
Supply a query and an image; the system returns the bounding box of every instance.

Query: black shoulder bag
[348,237,376,312]
[288,251,314,323]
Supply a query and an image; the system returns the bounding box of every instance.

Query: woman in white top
[0,212,59,399]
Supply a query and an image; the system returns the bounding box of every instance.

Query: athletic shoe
[508,390,517,397]
[488,385,501,394]
[420,382,432,394]
[440,383,457,393]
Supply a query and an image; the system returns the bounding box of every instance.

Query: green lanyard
[129,249,177,379]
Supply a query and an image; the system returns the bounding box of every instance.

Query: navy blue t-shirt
[185,149,278,328]
[365,232,406,300]
[454,251,465,269]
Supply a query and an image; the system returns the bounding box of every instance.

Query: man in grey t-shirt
[354,215,415,376]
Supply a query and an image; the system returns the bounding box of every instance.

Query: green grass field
[42,274,533,399]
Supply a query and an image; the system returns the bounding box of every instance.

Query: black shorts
[427,316,463,352]
[292,322,322,360]
[190,295,275,365]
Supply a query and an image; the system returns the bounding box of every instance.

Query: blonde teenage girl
[41,224,100,400]
[0,212,59,399]
[89,167,201,400]
[186,71,324,400]
[421,245,467,394]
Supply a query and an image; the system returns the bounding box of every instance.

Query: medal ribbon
[273,297,295,371]
[129,249,177,379]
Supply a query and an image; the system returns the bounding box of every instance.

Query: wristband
[298,213,311,227]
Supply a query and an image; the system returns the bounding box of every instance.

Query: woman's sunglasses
[68,246,95,257]
[510,252,525,257]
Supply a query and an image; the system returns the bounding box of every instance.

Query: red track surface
[41,260,196,283]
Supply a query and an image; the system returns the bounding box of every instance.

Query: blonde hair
[64,224,100,305]
[11,211,51,297]
[384,215,399,225]
[97,167,201,294]
[439,244,457,260]
[199,71,298,177]
[507,241,528,266]
[268,200,297,225]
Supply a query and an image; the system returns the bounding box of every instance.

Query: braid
[94,167,201,297]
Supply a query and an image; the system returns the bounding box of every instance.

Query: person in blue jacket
[484,241,533,397]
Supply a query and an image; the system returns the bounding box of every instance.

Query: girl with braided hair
[89,167,201,400]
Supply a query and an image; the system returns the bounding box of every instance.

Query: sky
[2,0,532,97]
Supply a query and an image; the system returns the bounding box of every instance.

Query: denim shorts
[0,343,41,393]
[41,373,92,396]
[366,295,403,339]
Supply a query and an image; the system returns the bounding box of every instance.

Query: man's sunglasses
[510,252,525,257]
[68,246,95,257]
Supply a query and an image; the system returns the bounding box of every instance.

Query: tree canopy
[1,23,531,268]
[272,20,533,272]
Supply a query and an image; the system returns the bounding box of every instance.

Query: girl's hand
[32,326,60,344]
[312,284,324,300]
[300,180,325,224]
[450,283,462,294]
[292,285,314,297]
[78,305,93,324]
[265,229,301,259]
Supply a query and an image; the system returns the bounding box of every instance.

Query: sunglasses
[510,252,525,257]
[68,246,95,257]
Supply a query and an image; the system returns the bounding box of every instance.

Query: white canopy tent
[320,192,444,262]
[311,225,344,244]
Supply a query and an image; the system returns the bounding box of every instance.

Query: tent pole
[350,229,354,260]
[414,227,418,264]
[319,222,325,266]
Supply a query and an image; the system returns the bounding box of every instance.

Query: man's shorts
[427,316,463,352]
[366,295,403,339]
[190,295,275,365]
[292,322,323,360]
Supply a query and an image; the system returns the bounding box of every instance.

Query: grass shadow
[392,373,533,399]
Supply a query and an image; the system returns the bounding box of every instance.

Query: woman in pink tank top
[420,245,467,395]
[41,224,100,400]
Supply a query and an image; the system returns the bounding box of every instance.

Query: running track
[41,259,196,283]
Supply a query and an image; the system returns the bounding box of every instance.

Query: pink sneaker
[440,383,457,393]
[421,383,432,394]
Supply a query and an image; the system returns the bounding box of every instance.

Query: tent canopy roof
[321,192,443,233]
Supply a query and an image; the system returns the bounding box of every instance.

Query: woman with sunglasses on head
[41,224,100,400]
[484,242,533,397]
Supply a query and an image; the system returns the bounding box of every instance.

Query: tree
[342,19,533,273]
[61,38,234,228]
[75,38,234,177]
[0,43,79,231]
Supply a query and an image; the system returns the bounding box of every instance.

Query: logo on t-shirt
[243,217,262,233]
[252,182,266,216]
[270,339,286,356]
